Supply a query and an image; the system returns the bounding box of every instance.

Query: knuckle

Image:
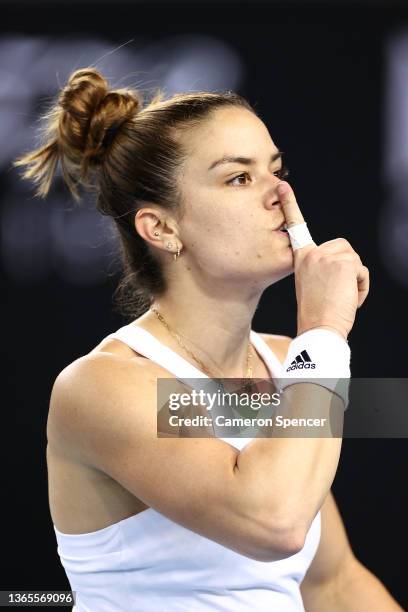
[304,249,320,264]
[328,237,353,250]
[320,252,339,263]
[337,237,352,248]
[332,259,353,269]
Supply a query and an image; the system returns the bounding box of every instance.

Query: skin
[301,490,403,610]
[47,106,403,609]
[134,106,294,377]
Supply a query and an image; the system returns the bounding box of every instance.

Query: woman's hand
[277,181,370,340]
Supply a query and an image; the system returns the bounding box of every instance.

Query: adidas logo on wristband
[286,350,316,372]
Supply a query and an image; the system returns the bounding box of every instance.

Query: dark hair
[13,67,256,319]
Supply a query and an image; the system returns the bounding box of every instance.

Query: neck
[136,278,264,378]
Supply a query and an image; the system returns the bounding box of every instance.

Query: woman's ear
[135,207,181,255]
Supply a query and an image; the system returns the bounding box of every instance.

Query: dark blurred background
[1,0,407,609]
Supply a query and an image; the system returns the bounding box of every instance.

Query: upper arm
[301,491,356,590]
[47,353,294,561]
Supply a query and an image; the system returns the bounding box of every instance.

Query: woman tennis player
[15,68,402,610]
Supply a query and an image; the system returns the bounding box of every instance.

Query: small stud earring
[167,242,173,249]
[154,231,160,236]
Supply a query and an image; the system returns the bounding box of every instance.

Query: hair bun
[13,66,143,199]
[58,67,141,169]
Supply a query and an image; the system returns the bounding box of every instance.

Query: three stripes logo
[286,349,316,372]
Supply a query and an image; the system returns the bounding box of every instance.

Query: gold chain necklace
[150,307,253,380]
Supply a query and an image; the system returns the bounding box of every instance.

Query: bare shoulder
[47,349,167,460]
[258,332,293,364]
[48,330,174,430]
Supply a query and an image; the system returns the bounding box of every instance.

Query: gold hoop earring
[173,245,181,261]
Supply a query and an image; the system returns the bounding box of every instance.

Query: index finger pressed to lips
[277,182,305,228]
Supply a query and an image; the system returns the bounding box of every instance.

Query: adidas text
[286,362,316,371]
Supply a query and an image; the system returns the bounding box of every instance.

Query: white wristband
[276,329,351,408]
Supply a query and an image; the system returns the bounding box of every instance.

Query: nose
[264,174,282,210]
[264,183,283,211]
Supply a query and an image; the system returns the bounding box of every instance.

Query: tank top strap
[106,325,284,380]
[249,330,285,379]
[105,324,208,380]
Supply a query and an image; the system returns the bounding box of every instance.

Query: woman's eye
[273,165,290,180]
[227,165,290,186]
[227,172,251,186]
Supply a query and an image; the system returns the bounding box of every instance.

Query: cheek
[181,193,260,258]
[182,199,229,241]
[185,216,254,257]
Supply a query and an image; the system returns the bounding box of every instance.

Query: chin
[246,265,293,294]
[265,264,294,286]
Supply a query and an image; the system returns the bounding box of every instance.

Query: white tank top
[53,324,321,611]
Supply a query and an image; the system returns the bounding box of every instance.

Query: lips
[274,221,288,232]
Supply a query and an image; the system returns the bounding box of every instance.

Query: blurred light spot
[382,29,408,287]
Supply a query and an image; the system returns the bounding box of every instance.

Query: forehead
[182,107,277,170]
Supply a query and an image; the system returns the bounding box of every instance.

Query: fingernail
[277,183,286,195]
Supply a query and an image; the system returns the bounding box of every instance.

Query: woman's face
[176,106,295,289]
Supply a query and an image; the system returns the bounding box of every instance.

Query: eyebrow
[208,150,283,172]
